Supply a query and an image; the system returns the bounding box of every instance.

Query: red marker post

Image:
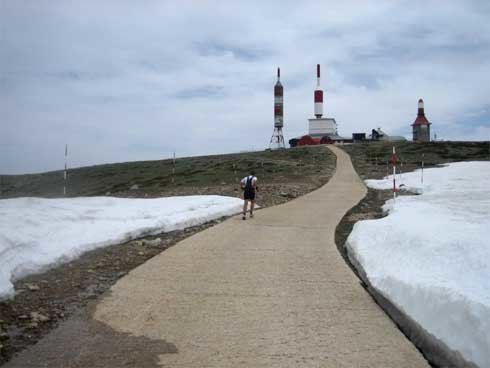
[392,146,398,202]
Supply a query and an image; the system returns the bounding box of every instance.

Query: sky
[1,0,489,174]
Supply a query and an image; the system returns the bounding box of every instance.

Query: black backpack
[245,176,254,191]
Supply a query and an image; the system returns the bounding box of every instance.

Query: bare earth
[4,146,429,367]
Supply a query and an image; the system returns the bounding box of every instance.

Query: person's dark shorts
[244,189,255,200]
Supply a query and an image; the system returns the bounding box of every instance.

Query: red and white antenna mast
[270,67,285,149]
[314,64,323,118]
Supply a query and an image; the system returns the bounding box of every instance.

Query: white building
[308,117,338,137]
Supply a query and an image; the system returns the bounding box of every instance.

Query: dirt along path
[5,146,429,367]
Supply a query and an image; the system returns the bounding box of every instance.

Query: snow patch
[346,161,490,368]
[0,195,243,299]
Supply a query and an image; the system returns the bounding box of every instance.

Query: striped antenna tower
[270,67,285,149]
[314,64,323,118]
[63,144,68,196]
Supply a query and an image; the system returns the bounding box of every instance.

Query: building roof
[380,135,407,142]
[294,133,349,141]
[369,128,407,141]
[412,115,430,126]
[310,133,347,140]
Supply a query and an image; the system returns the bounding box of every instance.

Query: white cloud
[1,0,489,173]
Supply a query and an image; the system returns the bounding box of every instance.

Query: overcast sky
[1,1,489,174]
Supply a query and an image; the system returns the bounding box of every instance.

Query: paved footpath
[6,146,429,367]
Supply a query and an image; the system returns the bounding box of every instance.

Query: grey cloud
[195,42,271,62]
[1,0,489,174]
[172,85,226,99]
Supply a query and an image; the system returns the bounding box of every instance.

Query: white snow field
[346,161,490,368]
[0,195,243,299]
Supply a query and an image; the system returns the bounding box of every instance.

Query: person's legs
[242,199,248,220]
[250,200,255,217]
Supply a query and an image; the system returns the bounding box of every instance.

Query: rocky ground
[0,146,336,365]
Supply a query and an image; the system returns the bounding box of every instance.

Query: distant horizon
[2,139,489,176]
[2,1,489,174]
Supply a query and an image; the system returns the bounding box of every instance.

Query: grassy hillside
[341,141,489,180]
[2,141,487,200]
[0,146,336,205]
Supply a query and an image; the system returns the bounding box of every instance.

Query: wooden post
[392,146,397,203]
[172,151,176,184]
[63,144,68,196]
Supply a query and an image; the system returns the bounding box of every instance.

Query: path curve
[93,146,428,367]
[5,146,429,367]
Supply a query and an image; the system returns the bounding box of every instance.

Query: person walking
[240,171,257,220]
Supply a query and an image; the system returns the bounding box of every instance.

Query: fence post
[63,144,68,196]
[172,151,176,184]
[392,146,397,203]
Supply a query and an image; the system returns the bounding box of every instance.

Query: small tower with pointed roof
[412,98,431,142]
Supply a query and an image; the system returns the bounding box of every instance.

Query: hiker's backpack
[245,176,254,191]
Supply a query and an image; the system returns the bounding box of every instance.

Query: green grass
[342,141,490,180]
[0,146,335,198]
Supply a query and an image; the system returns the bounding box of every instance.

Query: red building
[412,99,431,142]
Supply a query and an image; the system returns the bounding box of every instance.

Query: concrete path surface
[93,146,428,367]
[5,146,429,367]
